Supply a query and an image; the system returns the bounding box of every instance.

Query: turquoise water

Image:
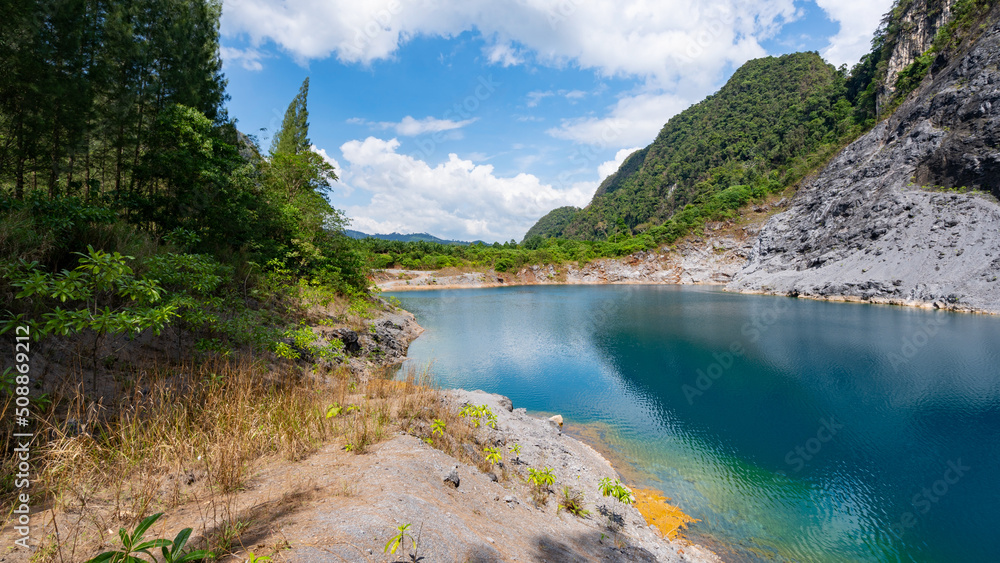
[388,285,1000,562]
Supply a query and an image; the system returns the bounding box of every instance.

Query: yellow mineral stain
[631,487,698,540]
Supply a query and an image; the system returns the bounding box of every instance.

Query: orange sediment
[631,486,698,540]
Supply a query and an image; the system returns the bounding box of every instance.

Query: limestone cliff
[730,5,1000,313]
[879,0,958,112]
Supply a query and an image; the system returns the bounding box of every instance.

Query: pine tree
[270,77,310,156]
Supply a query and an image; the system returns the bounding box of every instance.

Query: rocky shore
[267,389,720,563]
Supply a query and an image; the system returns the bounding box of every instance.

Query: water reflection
[391,286,1000,562]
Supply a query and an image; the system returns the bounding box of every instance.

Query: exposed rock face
[879,0,957,112]
[731,12,1000,314]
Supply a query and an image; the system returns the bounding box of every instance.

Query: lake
[387,285,1000,562]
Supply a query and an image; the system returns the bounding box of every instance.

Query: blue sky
[219,0,893,242]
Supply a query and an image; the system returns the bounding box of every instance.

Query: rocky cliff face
[730,8,1000,313]
[879,0,957,112]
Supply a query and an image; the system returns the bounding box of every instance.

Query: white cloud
[547,90,694,147]
[526,91,554,108]
[815,0,895,67]
[312,145,353,197]
[219,46,265,71]
[598,147,643,180]
[485,42,525,67]
[347,115,478,136]
[221,0,798,85]
[334,137,593,241]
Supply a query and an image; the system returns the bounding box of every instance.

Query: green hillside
[530,51,862,241]
[522,206,581,241]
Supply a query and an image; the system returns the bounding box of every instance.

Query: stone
[443,466,460,488]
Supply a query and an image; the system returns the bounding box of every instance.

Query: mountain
[526,51,862,241]
[344,229,476,245]
[730,0,1000,313]
[522,206,580,241]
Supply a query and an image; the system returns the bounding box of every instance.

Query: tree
[270,77,311,157]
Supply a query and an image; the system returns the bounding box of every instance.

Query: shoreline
[391,307,723,561]
[380,268,1000,316]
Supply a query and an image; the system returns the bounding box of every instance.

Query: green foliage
[598,477,635,506]
[531,52,861,242]
[529,467,556,488]
[509,442,521,460]
[522,206,581,241]
[271,78,312,157]
[83,513,201,563]
[459,404,497,429]
[431,419,446,436]
[160,528,212,563]
[484,446,502,466]
[4,246,175,339]
[557,486,591,518]
[384,523,414,556]
[528,466,556,506]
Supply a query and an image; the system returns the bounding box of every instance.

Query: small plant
[84,513,171,562]
[459,404,497,429]
[384,522,421,560]
[484,446,502,466]
[598,477,635,522]
[431,418,446,436]
[326,403,343,418]
[344,443,355,452]
[528,467,556,506]
[245,552,272,563]
[557,486,591,518]
[161,527,212,563]
[509,442,521,462]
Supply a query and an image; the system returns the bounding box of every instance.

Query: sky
[219,0,894,243]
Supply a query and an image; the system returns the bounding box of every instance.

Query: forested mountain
[344,230,475,245]
[528,52,863,241]
[526,0,995,243]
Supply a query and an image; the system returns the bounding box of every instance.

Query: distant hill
[344,229,477,245]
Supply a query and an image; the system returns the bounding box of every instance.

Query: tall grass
[0,357,496,560]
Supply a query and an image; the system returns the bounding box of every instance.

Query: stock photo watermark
[9,324,34,549]
[409,75,503,162]
[682,297,792,404]
[887,459,970,540]
[887,315,949,372]
[783,417,844,472]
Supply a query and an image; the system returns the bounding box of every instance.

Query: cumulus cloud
[598,147,643,180]
[347,115,478,136]
[219,45,265,71]
[547,90,694,147]
[334,137,593,241]
[815,0,895,67]
[221,0,797,83]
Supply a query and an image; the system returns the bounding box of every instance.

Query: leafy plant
[431,419,446,436]
[84,513,171,563]
[557,486,591,518]
[384,523,418,558]
[598,477,635,521]
[160,527,212,563]
[509,442,521,463]
[529,467,556,488]
[528,466,556,506]
[244,552,271,563]
[459,404,497,429]
[484,446,502,466]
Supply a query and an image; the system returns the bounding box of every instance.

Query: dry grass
[0,356,497,561]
